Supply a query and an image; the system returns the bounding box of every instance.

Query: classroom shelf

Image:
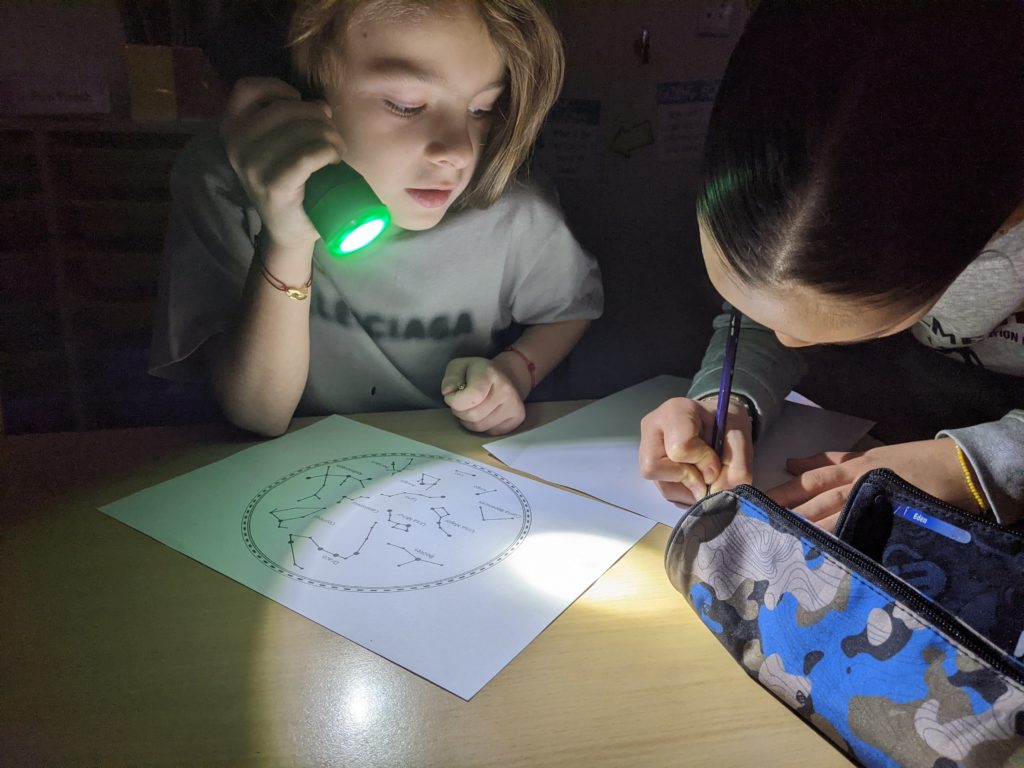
[0,117,211,433]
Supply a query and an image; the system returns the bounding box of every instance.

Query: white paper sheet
[100,416,652,700]
[485,376,874,527]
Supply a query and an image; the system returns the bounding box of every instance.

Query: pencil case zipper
[696,480,1024,687]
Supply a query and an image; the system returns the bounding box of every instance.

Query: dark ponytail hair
[698,1,1024,308]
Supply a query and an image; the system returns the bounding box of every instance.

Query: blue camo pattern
[665,491,1024,768]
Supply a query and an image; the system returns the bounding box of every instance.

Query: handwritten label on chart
[656,80,719,161]
[534,97,601,179]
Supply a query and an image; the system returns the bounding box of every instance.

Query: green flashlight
[303,162,390,256]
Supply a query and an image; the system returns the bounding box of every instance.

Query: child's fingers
[638,418,671,477]
[814,510,843,534]
[639,453,706,502]
[446,359,503,412]
[441,381,468,399]
[767,462,850,509]
[230,100,339,153]
[454,396,503,432]
[448,381,495,419]
[676,464,707,501]
[667,434,721,487]
[456,394,526,434]
[639,453,703,485]
[639,403,720,480]
[710,426,753,493]
[443,358,524,432]
[639,402,718,500]
[451,363,529,431]
[222,77,302,136]
[258,139,345,199]
[791,485,852,526]
[766,475,806,509]
[441,358,472,398]
[785,451,860,475]
[229,112,344,183]
[657,407,720,485]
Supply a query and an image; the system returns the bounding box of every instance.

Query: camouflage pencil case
[664,468,1024,767]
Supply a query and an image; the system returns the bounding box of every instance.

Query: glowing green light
[340,217,388,253]
[303,162,391,258]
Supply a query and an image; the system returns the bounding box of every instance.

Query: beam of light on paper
[509,532,634,602]
[100,416,653,700]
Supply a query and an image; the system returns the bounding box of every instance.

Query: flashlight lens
[339,218,387,253]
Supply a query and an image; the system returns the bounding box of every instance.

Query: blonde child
[151,0,602,436]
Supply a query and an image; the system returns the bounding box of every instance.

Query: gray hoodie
[689,219,1024,525]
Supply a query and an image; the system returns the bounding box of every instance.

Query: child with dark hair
[150,0,602,438]
[640,1,1024,529]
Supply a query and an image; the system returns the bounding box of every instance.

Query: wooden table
[1,403,850,767]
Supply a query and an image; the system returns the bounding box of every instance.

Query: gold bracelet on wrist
[254,239,313,301]
[258,260,312,300]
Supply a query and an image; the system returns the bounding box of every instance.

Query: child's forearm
[495,319,591,399]
[204,239,315,436]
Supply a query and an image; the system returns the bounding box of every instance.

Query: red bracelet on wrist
[504,345,536,391]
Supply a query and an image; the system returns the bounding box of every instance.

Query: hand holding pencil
[639,310,754,505]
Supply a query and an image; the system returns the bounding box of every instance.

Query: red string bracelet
[504,345,536,391]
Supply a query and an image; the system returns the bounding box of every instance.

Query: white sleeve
[504,186,604,325]
[149,131,260,382]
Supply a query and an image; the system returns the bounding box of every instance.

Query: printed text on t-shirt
[312,294,474,341]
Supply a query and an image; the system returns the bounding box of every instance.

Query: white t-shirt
[150,132,603,414]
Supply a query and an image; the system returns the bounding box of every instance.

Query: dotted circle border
[242,453,532,592]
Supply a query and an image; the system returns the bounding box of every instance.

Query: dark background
[0,0,748,432]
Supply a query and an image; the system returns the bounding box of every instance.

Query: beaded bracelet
[504,345,536,391]
[955,444,987,513]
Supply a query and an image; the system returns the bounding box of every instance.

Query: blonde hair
[289,0,564,208]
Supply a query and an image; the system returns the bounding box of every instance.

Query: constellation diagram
[242,453,531,592]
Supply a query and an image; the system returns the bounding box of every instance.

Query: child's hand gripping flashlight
[303,162,391,256]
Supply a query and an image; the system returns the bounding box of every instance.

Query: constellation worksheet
[101,416,653,699]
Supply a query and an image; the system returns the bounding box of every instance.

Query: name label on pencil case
[894,504,972,544]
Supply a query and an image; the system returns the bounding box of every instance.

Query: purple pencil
[709,308,742,462]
